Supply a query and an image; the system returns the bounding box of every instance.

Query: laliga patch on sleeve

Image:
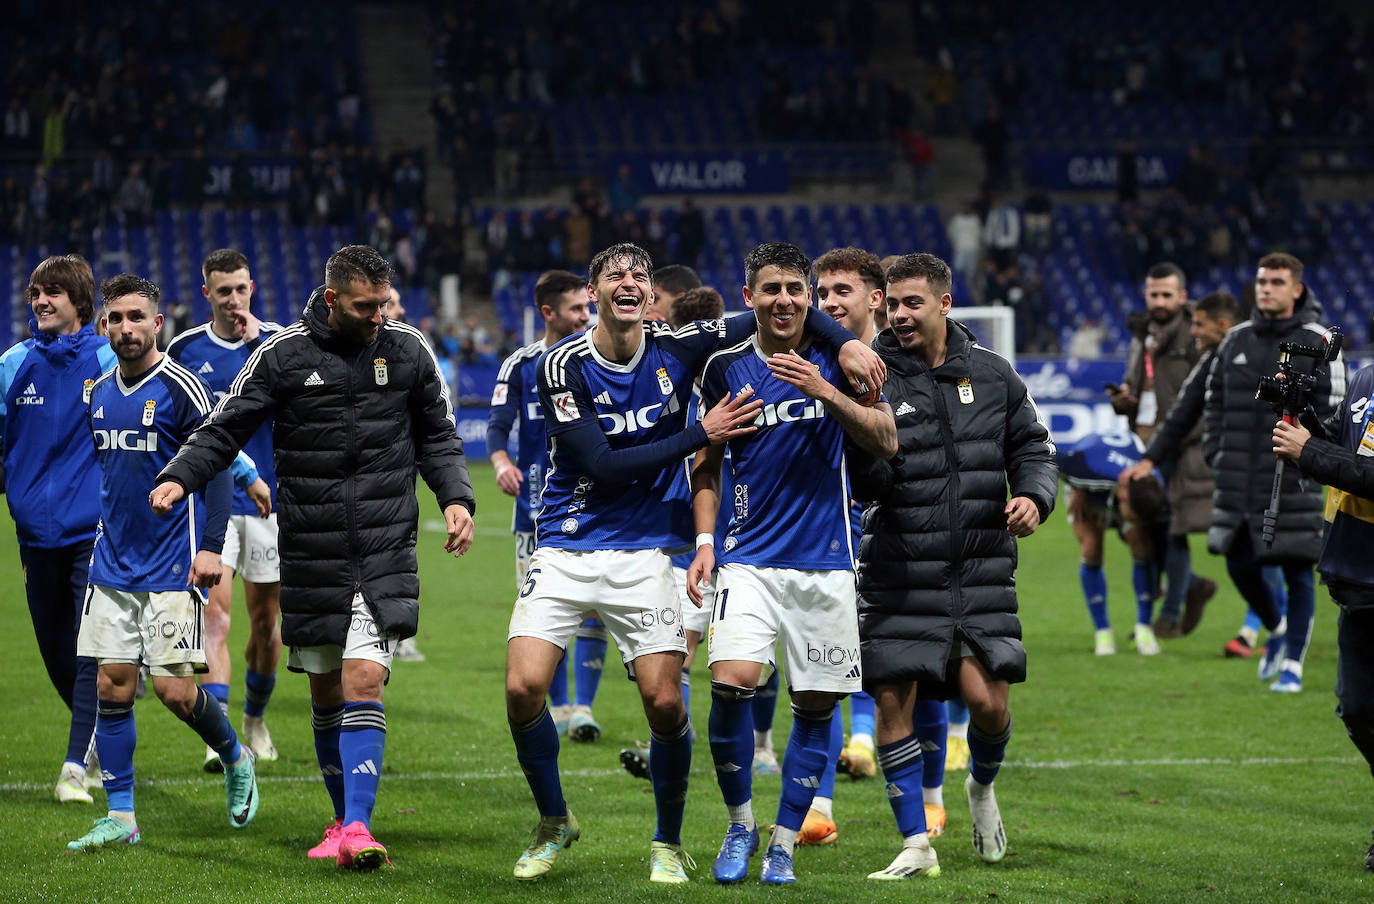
[551,390,580,423]
[491,383,508,406]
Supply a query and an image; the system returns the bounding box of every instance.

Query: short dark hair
[27,254,96,325]
[588,243,653,285]
[100,273,161,308]
[652,264,702,296]
[1145,261,1186,289]
[202,248,251,281]
[744,242,810,289]
[325,244,393,292]
[812,247,885,292]
[668,286,725,329]
[885,253,953,297]
[1257,252,1304,284]
[1195,290,1240,324]
[534,269,586,310]
[1126,474,1168,524]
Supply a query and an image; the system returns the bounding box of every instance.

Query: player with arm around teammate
[151,245,476,869]
[504,242,884,884]
[68,274,256,851]
[686,243,897,884]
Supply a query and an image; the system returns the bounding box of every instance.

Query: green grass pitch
[2,463,1369,902]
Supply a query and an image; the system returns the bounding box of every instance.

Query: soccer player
[686,243,897,884]
[487,270,605,739]
[1059,431,1174,653]
[69,274,258,851]
[383,286,427,665]
[852,253,1057,878]
[153,245,476,869]
[504,242,881,884]
[2,255,114,803]
[645,264,703,323]
[168,249,281,772]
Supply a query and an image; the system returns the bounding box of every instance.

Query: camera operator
[1272,361,1374,871]
[1200,252,1346,693]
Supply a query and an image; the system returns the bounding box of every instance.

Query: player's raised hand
[686,545,715,607]
[1005,496,1041,537]
[767,349,833,400]
[838,338,885,404]
[189,550,223,588]
[443,503,474,556]
[495,463,524,496]
[245,477,272,516]
[702,387,763,445]
[149,480,186,515]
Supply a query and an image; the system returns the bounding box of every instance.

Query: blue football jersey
[536,316,756,550]
[167,322,281,514]
[1056,432,1156,490]
[87,356,220,592]
[701,337,859,571]
[489,340,550,534]
[670,388,733,569]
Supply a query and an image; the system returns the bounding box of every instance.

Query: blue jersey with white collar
[87,356,224,592]
[167,322,281,514]
[488,340,550,534]
[536,316,756,550]
[1056,432,1155,490]
[700,337,861,570]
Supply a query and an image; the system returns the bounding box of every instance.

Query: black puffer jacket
[1201,291,1343,563]
[852,320,1057,690]
[158,287,475,646]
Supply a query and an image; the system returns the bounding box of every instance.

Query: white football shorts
[675,565,714,636]
[289,592,400,675]
[78,584,204,677]
[508,547,683,664]
[708,563,862,694]
[220,513,280,583]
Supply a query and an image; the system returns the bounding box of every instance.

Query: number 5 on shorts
[519,567,541,599]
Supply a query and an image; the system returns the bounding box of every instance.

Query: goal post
[950,305,1016,366]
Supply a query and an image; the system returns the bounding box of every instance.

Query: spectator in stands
[1069,318,1107,359]
[947,202,982,291]
[1176,145,1219,207]
[392,156,424,211]
[1022,185,1053,254]
[982,195,1020,270]
[676,199,706,269]
[607,164,642,215]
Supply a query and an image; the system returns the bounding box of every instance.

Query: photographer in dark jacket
[1201,252,1345,693]
[849,253,1057,876]
[1273,360,1374,871]
[152,244,476,867]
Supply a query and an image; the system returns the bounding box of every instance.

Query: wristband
[695,532,714,549]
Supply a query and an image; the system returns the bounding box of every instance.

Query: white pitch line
[1,756,1361,794]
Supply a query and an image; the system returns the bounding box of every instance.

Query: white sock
[1280,658,1303,679]
[754,729,773,751]
[849,732,873,749]
[923,785,943,808]
[770,825,798,855]
[726,801,755,830]
[1238,625,1260,646]
[810,796,833,819]
[901,830,931,850]
[948,721,969,741]
[108,809,136,827]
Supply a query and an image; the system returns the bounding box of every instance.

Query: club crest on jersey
[656,367,673,395]
[373,357,388,386]
[141,399,156,426]
[957,377,974,405]
[82,378,94,404]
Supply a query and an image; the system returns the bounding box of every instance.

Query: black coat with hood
[850,320,1057,691]
[158,287,475,647]
[1201,288,1344,563]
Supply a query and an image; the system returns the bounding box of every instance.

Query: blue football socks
[649,715,692,845]
[95,698,136,813]
[243,669,276,719]
[510,703,566,818]
[1080,562,1110,630]
[182,685,242,765]
[339,702,386,828]
[573,618,607,708]
[969,718,1012,787]
[876,734,927,837]
[776,705,832,835]
[311,703,346,819]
